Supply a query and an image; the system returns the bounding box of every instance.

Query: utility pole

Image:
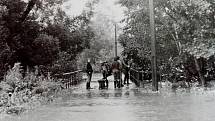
[149,0,158,91]
[115,23,117,57]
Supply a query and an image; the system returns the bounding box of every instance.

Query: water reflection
[124,90,130,97]
[114,89,123,97]
[99,92,110,98]
[86,92,93,98]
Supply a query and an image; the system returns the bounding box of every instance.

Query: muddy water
[2,73,215,121]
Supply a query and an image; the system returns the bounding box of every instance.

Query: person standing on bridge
[117,56,123,87]
[86,59,93,89]
[123,59,130,85]
[112,57,121,88]
[100,61,109,88]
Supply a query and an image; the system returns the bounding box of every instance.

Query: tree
[118,0,215,85]
[0,0,96,77]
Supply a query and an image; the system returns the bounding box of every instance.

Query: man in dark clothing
[123,59,130,85]
[116,56,123,87]
[101,61,109,88]
[86,59,93,89]
[112,57,120,88]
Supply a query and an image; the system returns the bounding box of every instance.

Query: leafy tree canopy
[0,0,95,77]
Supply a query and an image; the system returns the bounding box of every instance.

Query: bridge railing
[122,60,153,87]
[54,70,84,89]
[129,68,152,87]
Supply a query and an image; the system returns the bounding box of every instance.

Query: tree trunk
[194,57,205,86]
[20,0,38,23]
[6,0,37,51]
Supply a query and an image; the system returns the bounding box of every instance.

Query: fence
[129,68,148,87]
[129,67,162,87]
[122,60,155,87]
[54,70,84,89]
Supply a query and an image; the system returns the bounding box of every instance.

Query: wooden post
[142,70,145,88]
[70,75,72,87]
[137,71,140,87]
[115,23,117,57]
[194,58,205,86]
[71,75,73,85]
[149,0,158,91]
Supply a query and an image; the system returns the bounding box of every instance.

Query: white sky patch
[62,0,125,22]
[62,0,89,17]
[93,0,125,22]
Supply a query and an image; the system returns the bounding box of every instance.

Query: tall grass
[0,63,62,115]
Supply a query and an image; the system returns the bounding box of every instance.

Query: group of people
[86,57,132,89]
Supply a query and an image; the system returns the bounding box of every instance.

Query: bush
[0,62,63,115]
[5,63,23,91]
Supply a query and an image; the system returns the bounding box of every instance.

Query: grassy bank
[0,63,68,115]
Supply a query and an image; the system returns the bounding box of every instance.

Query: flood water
[2,73,215,121]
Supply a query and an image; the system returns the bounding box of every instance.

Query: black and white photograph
[0,0,215,121]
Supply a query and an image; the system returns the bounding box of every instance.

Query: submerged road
[2,73,215,121]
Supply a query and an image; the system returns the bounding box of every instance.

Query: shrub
[0,62,64,115]
[5,63,23,91]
